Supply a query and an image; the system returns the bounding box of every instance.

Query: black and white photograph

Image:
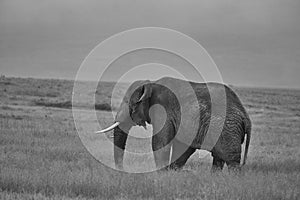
[0,0,299,199]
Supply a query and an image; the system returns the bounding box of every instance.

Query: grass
[0,77,300,199]
[33,99,73,109]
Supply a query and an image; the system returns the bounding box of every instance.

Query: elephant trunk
[95,101,133,170]
[113,126,128,170]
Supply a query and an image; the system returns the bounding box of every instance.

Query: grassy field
[0,77,300,199]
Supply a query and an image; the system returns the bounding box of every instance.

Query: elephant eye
[132,105,138,112]
[130,103,140,114]
[124,99,129,104]
[129,105,135,115]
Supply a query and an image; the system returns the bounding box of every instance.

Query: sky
[0,0,300,88]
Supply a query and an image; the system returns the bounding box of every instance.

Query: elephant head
[97,80,156,170]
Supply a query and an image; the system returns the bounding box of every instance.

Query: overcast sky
[0,0,299,88]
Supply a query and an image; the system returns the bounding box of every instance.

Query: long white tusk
[95,122,120,134]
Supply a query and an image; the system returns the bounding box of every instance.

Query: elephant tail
[242,118,251,165]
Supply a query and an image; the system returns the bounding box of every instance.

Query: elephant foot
[211,156,225,174]
[168,163,184,171]
[227,165,242,175]
[154,166,171,173]
[210,167,223,174]
[156,163,183,172]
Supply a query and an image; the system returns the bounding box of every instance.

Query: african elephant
[97,77,251,172]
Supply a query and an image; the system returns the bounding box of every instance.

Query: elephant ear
[137,81,152,102]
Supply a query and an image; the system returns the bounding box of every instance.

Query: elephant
[97,77,251,172]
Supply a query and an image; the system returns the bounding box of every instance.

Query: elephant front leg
[211,156,225,173]
[150,111,175,170]
[152,133,172,170]
[169,139,196,170]
[152,143,171,170]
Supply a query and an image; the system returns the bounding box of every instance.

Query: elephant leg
[214,127,243,173]
[151,119,174,170]
[168,139,196,170]
[152,143,171,170]
[211,156,225,173]
[225,153,242,173]
[221,143,242,173]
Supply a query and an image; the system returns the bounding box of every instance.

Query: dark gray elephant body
[110,77,251,171]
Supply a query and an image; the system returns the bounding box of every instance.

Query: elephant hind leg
[225,153,242,173]
[211,144,241,173]
[211,156,225,173]
[168,139,196,170]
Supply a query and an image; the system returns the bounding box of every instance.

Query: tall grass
[0,78,300,199]
[0,108,300,200]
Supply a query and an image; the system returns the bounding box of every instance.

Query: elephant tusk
[142,125,147,130]
[95,122,120,134]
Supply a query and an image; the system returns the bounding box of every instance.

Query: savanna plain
[0,77,299,200]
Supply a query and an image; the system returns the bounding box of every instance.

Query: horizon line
[1,74,300,90]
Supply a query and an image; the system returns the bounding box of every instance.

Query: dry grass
[0,77,300,199]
